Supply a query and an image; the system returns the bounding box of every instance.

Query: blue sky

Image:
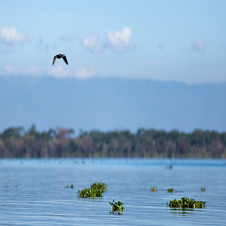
[1,0,226,83]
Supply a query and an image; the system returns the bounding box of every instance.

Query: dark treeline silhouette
[0,125,225,158]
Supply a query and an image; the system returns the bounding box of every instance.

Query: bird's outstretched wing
[62,55,68,65]
[52,55,57,66]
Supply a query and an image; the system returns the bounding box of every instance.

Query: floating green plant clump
[78,182,107,198]
[78,188,97,198]
[167,188,174,193]
[109,200,125,212]
[151,186,157,192]
[65,184,74,189]
[167,197,206,208]
[166,165,173,169]
[90,182,107,193]
[201,187,206,192]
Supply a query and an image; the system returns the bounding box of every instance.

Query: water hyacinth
[65,184,74,189]
[166,165,173,169]
[151,186,157,192]
[201,187,206,192]
[78,188,99,198]
[167,188,174,193]
[109,200,125,212]
[167,197,206,208]
[77,182,107,198]
[90,182,107,193]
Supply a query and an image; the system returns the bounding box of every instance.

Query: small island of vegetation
[65,184,74,189]
[167,197,206,208]
[151,186,157,192]
[167,188,174,193]
[201,187,206,192]
[78,182,107,198]
[109,200,125,212]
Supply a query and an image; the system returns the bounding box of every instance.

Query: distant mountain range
[0,76,226,133]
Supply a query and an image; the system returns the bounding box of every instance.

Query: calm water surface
[0,159,226,225]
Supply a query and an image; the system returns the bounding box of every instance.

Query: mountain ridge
[0,76,226,133]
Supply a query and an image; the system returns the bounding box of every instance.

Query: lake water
[0,158,226,225]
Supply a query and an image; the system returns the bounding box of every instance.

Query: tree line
[0,125,225,158]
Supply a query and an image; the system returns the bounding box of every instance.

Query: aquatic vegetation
[109,200,125,212]
[201,187,206,192]
[90,182,107,193]
[167,197,206,208]
[77,182,107,198]
[167,188,174,193]
[65,184,74,189]
[78,188,97,198]
[151,186,157,192]
[166,165,173,169]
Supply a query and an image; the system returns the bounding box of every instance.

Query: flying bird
[52,54,68,66]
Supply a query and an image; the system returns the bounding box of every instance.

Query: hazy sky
[1,0,226,83]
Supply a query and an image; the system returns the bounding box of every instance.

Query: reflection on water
[0,158,226,225]
[169,207,205,215]
[109,211,124,216]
